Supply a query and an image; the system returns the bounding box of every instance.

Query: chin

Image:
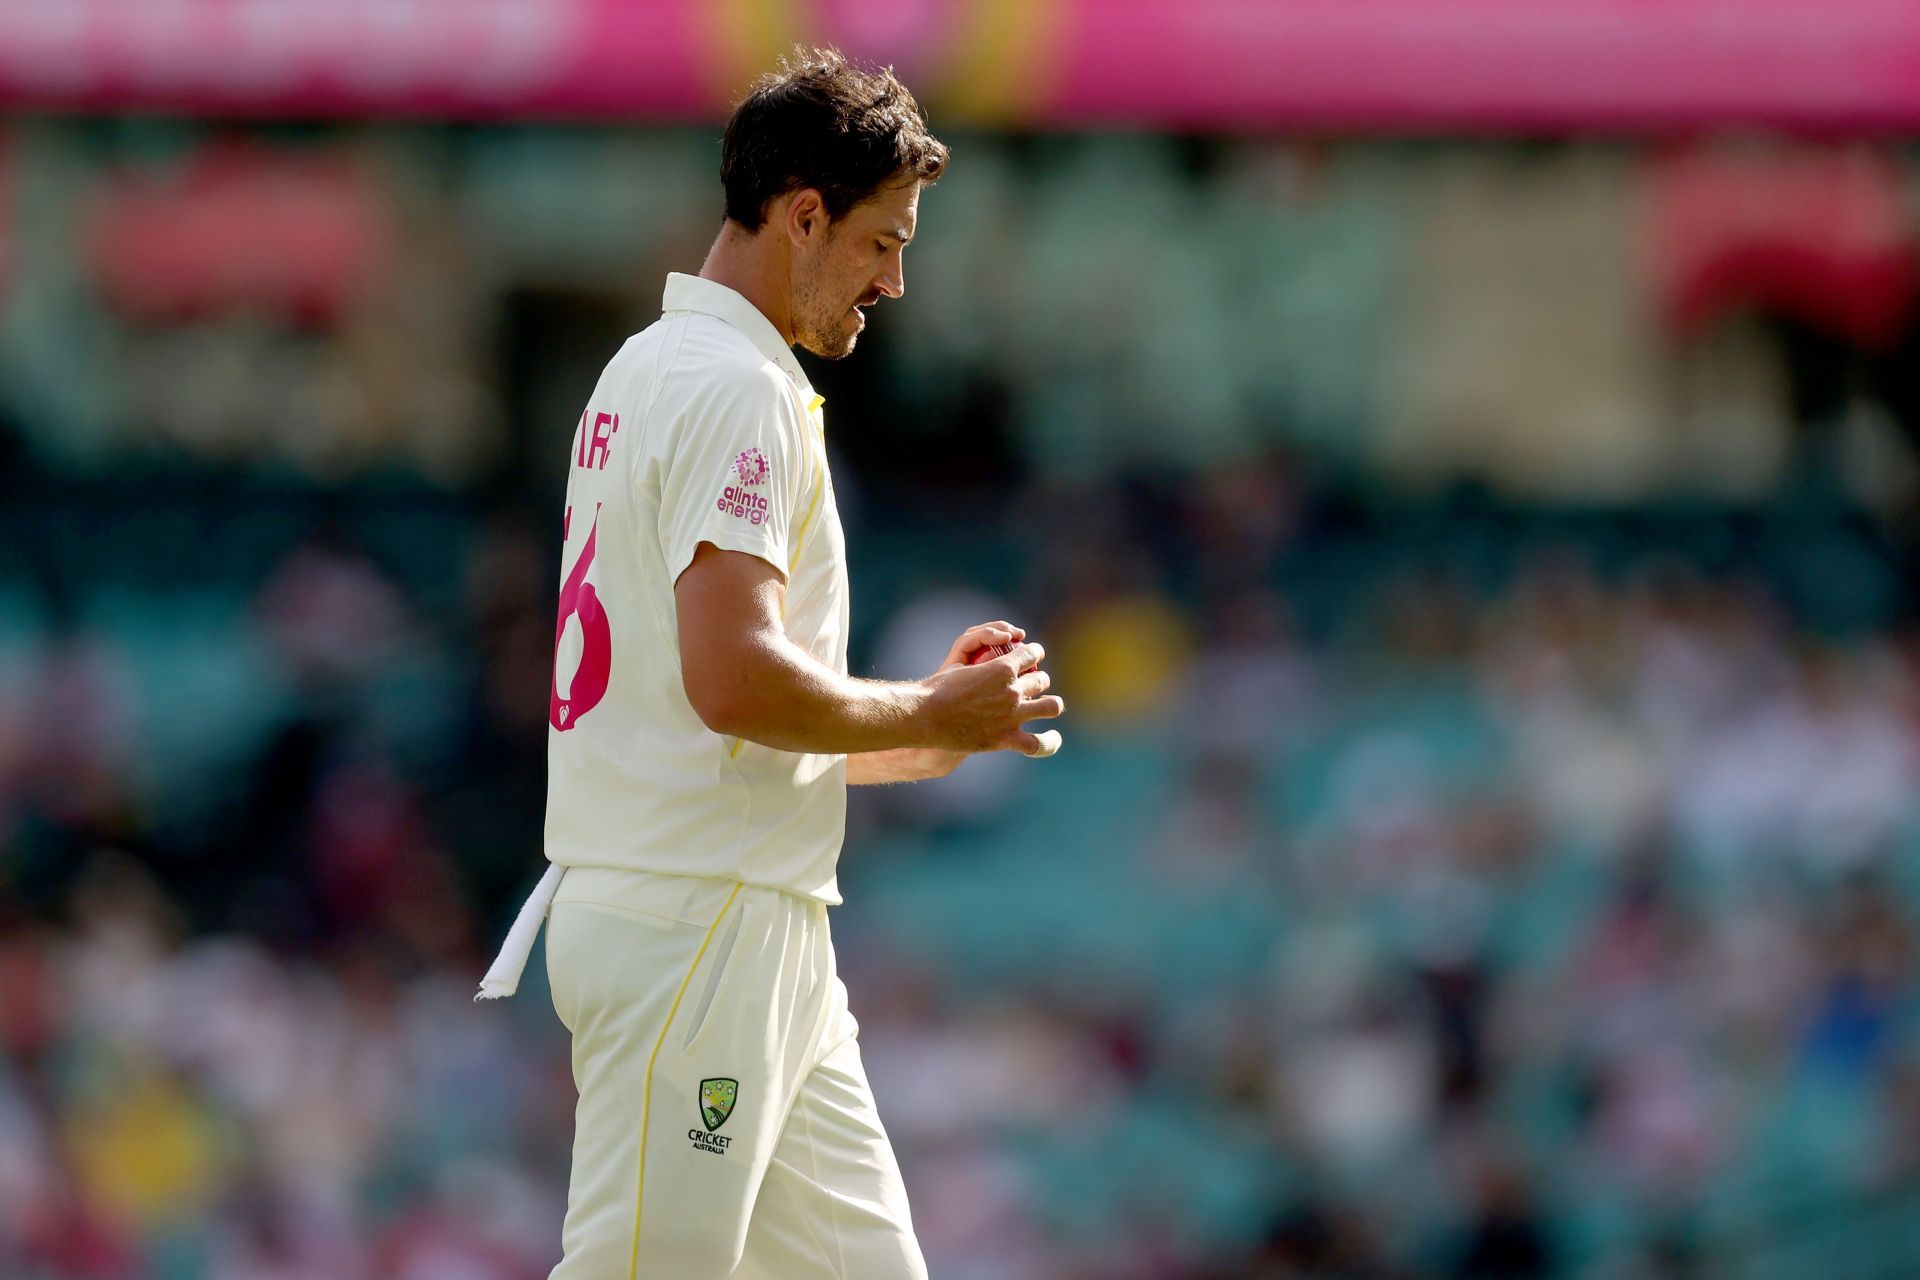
[800,329,860,361]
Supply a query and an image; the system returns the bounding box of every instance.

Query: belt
[474,863,564,1001]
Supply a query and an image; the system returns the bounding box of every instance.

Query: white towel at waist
[475,864,563,1001]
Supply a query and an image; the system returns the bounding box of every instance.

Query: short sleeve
[659,370,807,586]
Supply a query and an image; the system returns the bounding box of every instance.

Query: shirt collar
[662,272,813,394]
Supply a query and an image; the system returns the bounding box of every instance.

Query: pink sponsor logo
[717,446,771,525]
[717,486,769,526]
[732,447,769,487]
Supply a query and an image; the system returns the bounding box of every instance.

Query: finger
[1000,727,1063,757]
[1014,669,1051,698]
[948,624,1018,670]
[1016,694,1065,721]
[1003,641,1045,674]
[958,623,1017,653]
[963,622,1016,646]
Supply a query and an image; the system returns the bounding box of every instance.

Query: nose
[876,257,904,301]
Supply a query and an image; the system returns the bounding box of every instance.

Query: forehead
[840,180,920,234]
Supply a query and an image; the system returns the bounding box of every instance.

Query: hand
[917,641,1065,757]
[937,620,1025,672]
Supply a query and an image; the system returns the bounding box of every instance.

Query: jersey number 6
[550,505,613,732]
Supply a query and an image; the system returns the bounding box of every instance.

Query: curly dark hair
[721,46,949,231]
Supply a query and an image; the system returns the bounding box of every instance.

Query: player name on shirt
[575,410,620,471]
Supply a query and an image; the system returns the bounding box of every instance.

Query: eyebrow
[883,227,912,245]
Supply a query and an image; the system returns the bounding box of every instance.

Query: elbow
[684,671,755,739]
[682,655,768,740]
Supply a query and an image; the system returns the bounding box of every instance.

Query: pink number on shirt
[550,505,613,731]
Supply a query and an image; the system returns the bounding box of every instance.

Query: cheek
[835,247,874,293]
[807,258,852,305]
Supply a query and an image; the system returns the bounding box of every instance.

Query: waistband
[553,865,824,928]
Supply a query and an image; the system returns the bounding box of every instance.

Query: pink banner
[1043,0,1920,131]
[3,0,1920,130]
[0,0,713,121]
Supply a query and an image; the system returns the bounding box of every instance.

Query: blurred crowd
[5,122,1920,1279]
[5,464,1920,1278]
[0,506,569,1278]
[836,496,1920,1279]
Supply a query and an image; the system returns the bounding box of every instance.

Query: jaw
[804,332,859,360]
[797,307,863,360]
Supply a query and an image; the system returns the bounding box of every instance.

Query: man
[479,47,1064,1279]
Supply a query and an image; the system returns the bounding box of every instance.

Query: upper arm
[674,541,787,731]
[654,362,809,732]
[657,368,807,589]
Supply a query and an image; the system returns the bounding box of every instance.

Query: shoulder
[673,337,801,429]
[607,310,772,389]
[649,351,802,482]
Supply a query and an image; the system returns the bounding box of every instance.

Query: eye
[875,239,889,254]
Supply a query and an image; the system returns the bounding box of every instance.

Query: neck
[698,224,795,346]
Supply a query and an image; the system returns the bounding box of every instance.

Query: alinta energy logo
[732,448,770,487]
[690,1077,738,1155]
[718,448,771,526]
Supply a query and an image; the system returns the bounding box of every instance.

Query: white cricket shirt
[543,273,851,904]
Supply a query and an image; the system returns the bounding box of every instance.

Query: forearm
[846,747,962,785]
[700,632,935,755]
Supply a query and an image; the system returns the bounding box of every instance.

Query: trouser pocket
[682,895,746,1051]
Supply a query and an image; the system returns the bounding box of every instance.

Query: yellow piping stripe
[628,881,744,1280]
[728,735,746,759]
[789,466,826,572]
[787,395,828,574]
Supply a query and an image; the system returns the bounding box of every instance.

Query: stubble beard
[797,318,859,360]
[792,258,862,360]
[794,300,860,360]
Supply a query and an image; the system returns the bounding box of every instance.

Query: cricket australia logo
[690,1078,738,1155]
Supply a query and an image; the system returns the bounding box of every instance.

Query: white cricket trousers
[544,866,927,1280]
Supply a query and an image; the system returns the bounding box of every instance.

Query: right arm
[674,542,1061,756]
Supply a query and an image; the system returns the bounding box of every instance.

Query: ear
[783,188,827,249]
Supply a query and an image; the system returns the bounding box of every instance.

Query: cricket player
[478,47,1065,1279]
